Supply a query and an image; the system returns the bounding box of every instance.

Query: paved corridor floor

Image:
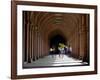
[24,54,88,68]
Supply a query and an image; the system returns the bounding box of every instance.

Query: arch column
[23,11,27,63]
[26,12,31,63]
[79,15,88,61]
[83,14,89,62]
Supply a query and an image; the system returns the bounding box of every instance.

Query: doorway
[49,34,66,54]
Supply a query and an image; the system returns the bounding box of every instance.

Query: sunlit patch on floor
[23,54,88,68]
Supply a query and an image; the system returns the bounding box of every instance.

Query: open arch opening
[48,29,67,55]
[49,34,66,54]
[50,34,66,47]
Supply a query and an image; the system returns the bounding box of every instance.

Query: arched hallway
[22,11,89,68]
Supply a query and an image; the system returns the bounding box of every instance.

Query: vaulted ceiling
[27,11,82,38]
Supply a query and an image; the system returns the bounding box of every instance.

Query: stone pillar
[26,22,31,63]
[34,26,37,60]
[32,25,36,61]
[79,15,87,61]
[40,35,43,58]
[83,14,89,62]
[38,27,41,58]
[26,12,28,63]
[77,17,81,59]
[74,27,79,58]
[37,26,39,59]
[40,33,43,58]
[36,26,39,59]
[38,32,40,58]
[31,25,33,61]
[30,24,33,62]
[23,11,27,63]
[41,35,44,58]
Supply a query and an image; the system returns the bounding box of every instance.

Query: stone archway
[49,34,66,54]
[49,34,66,48]
[47,29,67,54]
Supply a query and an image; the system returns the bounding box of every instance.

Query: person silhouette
[68,45,72,56]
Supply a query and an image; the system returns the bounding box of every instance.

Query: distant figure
[64,46,68,55]
[58,43,65,58]
[49,46,55,58]
[68,45,72,56]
